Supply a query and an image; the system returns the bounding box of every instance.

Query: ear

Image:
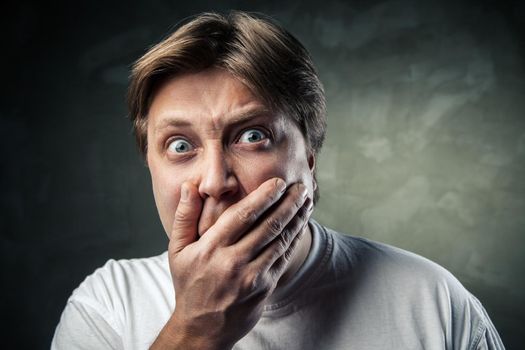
[144,151,150,168]
[308,151,317,191]
[144,143,150,168]
[308,151,316,172]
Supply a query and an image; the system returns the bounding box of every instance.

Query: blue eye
[168,139,193,153]
[239,129,267,143]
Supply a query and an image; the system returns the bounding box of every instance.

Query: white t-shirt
[51,220,505,349]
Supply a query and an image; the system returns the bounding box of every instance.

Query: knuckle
[277,235,289,254]
[220,253,244,274]
[243,270,272,295]
[258,277,273,296]
[282,252,293,266]
[265,216,283,235]
[283,242,295,261]
[174,207,192,223]
[230,256,244,271]
[196,242,214,261]
[240,270,258,292]
[280,229,292,246]
[236,206,257,224]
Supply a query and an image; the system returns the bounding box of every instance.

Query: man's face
[146,68,316,237]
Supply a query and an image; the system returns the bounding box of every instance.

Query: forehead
[148,68,274,130]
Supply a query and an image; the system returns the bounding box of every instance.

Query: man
[52,11,504,350]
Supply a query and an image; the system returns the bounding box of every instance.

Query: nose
[198,146,239,200]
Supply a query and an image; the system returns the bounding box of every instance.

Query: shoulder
[325,224,460,286]
[320,224,504,349]
[68,252,172,326]
[71,252,170,302]
[52,252,172,349]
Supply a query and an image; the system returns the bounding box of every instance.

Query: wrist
[150,312,231,350]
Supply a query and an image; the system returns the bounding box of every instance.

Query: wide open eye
[238,129,267,144]
[167,139,194,153]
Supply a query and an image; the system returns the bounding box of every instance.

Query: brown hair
[128,11,326,202]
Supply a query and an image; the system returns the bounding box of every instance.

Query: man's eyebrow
[154,117,192,132]
[154,107,272,133]
[226,107,272,125]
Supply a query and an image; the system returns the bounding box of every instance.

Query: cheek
[280,148,315,196]
[149,161,184,233]
[232,153,282,191]
[236,151,310,192]
[283,160,314,196]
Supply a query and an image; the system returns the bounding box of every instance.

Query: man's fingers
[269,222,308,278]
[169,182,203,254]
[203,178,287,246]
[251,196,313,273]
[235,184,308,261]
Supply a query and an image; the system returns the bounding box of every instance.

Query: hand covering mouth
[197,199,236,237]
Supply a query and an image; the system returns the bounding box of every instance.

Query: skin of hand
[146,68,317,349]
[161,179,313,349]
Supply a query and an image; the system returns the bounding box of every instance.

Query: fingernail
[276,178,287,193]
[181,183,189,201]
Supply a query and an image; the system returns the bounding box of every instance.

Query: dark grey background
[2,0,524,348]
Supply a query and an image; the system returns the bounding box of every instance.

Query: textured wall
[311,1,525,345]
[2,0,524,348]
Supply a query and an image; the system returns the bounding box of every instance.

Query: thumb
[169,182,202,254]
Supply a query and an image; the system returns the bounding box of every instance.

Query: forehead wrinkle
[151,69,274,135]
[200,72,268,130]
[153,113,191,135]
[152,105,273,136]
[205,104,273,132]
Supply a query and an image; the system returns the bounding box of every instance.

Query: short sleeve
[51,297,124,350]
[471,297,505,350]
[475,328,506,350]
